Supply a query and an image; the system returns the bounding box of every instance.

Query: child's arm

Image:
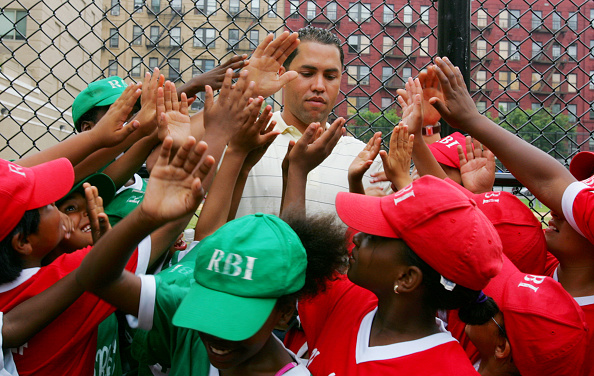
[195,104,278,240]
[458,136,496,194]
[347,132,382,194]
[177,54,248,100]
[429,56,574,214]
[16,83,142,172]
[281,118,345,216]
[379,125,415,190]
[76,136,215,316]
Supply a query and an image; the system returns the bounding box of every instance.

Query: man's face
[282,42,342,130]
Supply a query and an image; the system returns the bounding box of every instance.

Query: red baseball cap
[335,175,503,291]
[484,257,588,376]
[428,132,469,168]
[444,179,547,275]
[0,158,74,241]
[569,151,594,181]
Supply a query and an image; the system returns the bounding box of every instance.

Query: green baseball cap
[56,173,117,208]
[72,76,127,130]
[172,213,307,341]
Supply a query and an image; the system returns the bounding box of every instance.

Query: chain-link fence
[2,0,593,222]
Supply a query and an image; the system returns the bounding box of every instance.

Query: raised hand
[397,66,443,126]
[133,68,164,136]
[288,118,346,174]
[243,32,300,98]
[83,183,111,244]
[139,136,215,223]
[429,57,482,130]
[183,55,248,96]
[230,103,280,167]
[458,136,496,194]
[157,80,192,150]
[348,131,382,194]
[397,77,424,136]
[379,124,414,190]
[89,82,142,148]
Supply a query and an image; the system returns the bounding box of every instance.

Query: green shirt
[106,175,147,227]
[95,313,122,376]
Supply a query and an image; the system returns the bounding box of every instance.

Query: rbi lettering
[107,79,126,89]
[393,184,415,206]
[207,250,257,280]
[437,135,460,149]
[517,274,546,293]
[8,163,26,177]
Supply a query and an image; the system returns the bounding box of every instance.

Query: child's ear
[11,232,32,257]
[274,298,297,330]
[397,265,423,293]
[494,337,512,361]
[81,121,95,132]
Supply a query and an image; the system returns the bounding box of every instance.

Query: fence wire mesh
[1,0,593,223]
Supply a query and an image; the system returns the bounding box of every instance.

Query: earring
[394,284,399,294]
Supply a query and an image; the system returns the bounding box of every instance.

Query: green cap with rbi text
[72,76,127,130]
[172,213,307,341]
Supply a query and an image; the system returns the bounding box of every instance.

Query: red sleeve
[562,182,594,245]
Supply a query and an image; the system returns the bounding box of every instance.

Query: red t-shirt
[298,275,479,375]
[0,246,142,376]
[562,181,594,245]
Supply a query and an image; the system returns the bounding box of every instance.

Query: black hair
[283,27,344,70]
[75,105,110,133]
[282,212,348,299]
[402,246,499,323]
[0,209,41,284]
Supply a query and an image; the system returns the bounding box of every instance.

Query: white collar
[0,268,40,293]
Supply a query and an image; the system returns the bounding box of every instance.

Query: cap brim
[173,280,277,341]
[57,173,116,207]
[27,158,74,210]
[335,192,399,238]
[569,151,594,181]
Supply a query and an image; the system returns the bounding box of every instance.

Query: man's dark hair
[0,209,41,284]
[283,27,344,70]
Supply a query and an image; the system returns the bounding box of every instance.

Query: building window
[229,0,240,15]
[403,5,413,25]
[347,96,369,115]
[591,40,594,58]
[590,103,594,120]
[170,27,181,46]
[532,72,542,91]
[567,74,577,93]
[568,12,577,31]
[402,67,412,82]
[267,0,277,17]
[0,9,27,40]
[109,28,119,48]
[476,101,486,113]
[111,0,120,16]
[171,0,182,12]
[420,37,429,57]
[498,101,515,114]
[169,58,180,81]
[228,29,239,49]
[552,73,561,92]
[568,104,577,123]
[476,70,487,88]
[382,37,393,54]
[251,0,260,17]
[347,65,370,85]
[289,0,299,18]
[196,0,216,15]
[532,41,542,60]
[306,1,316,20]
[381,97,392,109]
[590,71,594,90]
[191,92,206,111]
[149,57,159,70]
[151,0,160,13]
[551,103,561,114]
[382,66,392,82]
[552,12,561,30]
[131,57,142,77]
[531,10,542,29]
[193,59,215,76]
[249,30,259,49]
[348,2,371,23]
[108,60,118,76]
[477,9,488,28]
[347,34,370,54]
[132,26,142,45]
[149,26,159,46]
[568,44,577,61]
[591,9,594,28]
[420,6,430,24]
[327,2,337,20]
[194,28,215,48]
[500,9,520,29]
[500,41,519,61]
[383,4,394,24]
[403,36,413,55]
[498,71,519,90]
[134,0,144,12]
[552,43,561,59]
[476,39,487,58]
[264,97,275,110]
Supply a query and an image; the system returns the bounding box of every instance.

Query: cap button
[255,212,264,217]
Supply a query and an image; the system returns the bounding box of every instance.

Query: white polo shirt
[235,111,387,217]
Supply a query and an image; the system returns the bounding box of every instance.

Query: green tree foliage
[348,109,401,143]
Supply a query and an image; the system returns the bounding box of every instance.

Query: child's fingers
[472,138,483,158]
[218,69,234,101]
[203,85,214,112]
[457,144,468,166]
[171,136,198,171]
[156,137,174,169]
[466,136,475,160]
[164,81,173,112]
[97,213,111,237]
[379,150,391,172]
[299,123,320,148]
[180,92,189,116]
[407,134,414,156]
[194,154,216,182]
